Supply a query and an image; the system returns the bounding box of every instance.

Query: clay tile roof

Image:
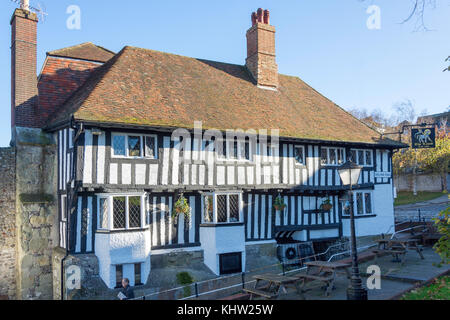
[48,42,115,63]
[47,46,404,147]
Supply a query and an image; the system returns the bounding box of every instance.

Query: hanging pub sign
[411,127,436,149]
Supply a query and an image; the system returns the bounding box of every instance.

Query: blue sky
[0,0,449,146]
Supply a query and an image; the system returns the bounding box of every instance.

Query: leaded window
[99,197,109,229]
[112,134,157,159]
[294,146,305,165]
[145,136,157,159]
[217,195,228,223]
[202,193,242,224]
[340,191,373,216]
[321,147,345,166]
[113,197,126,229]
[113,135,126,156]
[98,194,145,231]
[350,149,373,167]
[128,196,141,228]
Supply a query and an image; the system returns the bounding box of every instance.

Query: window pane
[113,197,126,229]
[229,195,240,223]
[218,140,226,159]
[128,136,141,157]
[217,195,227,223]
[99,198,109,229]
[356,193,363,215]
[321,148,328,165]
[365,151,373,166]
[338,149,345,164]
[145,136,156,158]
[365,193,372,214]
[295,147,304,165]
[204,195,214,223]
[244,141,250,161]
[341,197,352,216]
[230,140,238,159]
[358,150,364,165]
[115,265,123,288]
[129,196,141,228]
[113,135,126,156]
[329,149,337,165]
[134,263,142,285]
[349,150,357,163]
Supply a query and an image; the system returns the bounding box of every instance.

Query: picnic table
[296,261,352,297]
[244,274,300,300]
[373,238,424,265]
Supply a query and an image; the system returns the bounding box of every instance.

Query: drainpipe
[61,119,84,300]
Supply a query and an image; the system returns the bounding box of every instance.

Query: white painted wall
[342,183,395,238]
[200,225,246,275]
[95,230,151,288]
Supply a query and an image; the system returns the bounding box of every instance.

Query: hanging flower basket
[320,199,333,211]
[172,196,191,221]
[273,195,286,212]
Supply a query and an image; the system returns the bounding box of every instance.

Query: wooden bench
[372,249,407,265]
[296,274,335,297]
[243,288,277,300]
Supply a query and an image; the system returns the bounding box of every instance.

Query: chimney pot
[251,12,257,26]
[257,8,263,23]
[264,10,270,24]
[20,0,30,11]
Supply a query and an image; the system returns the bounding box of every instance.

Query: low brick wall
[0,148,17,300]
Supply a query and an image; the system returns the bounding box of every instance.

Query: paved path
[277,247,449,300]
[395,195,449,222]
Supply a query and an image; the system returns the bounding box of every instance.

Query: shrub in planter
[172,196,191,221]
[320,199,333,211]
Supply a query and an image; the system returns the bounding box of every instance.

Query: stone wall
[15,129,58,300]
[394,173,448,192]
[0,148,17,300]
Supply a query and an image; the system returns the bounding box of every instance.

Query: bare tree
[360,0,437,31]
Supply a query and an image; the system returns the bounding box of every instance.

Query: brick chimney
[11,2,38,130]
[246,8,278,89]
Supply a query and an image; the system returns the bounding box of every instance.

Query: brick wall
[11,9,38,128]
[0,148,17,300]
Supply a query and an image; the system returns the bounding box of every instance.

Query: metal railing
[130,238,383,301]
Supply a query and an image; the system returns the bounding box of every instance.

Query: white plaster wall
[342,184,395,238]
[200,225,246,275]
[309,228,339,240]
[95,230,151,288]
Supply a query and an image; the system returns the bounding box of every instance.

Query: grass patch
[402,276,450,300]
[176,272,194,298]
[395,192,446,206]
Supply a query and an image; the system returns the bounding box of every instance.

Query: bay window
[203,192,242,224]
[97,194,146,231]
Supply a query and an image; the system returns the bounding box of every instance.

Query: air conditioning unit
[277,241,315,266]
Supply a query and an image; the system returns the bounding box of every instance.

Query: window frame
[217,138,253,163]
[294,145,306,166]
[61,194,67,222]
[111,133,158,160]
[350,149,374,167]
[340,191,374,217]
[97,193,146,231]
[321,147,346,167]
[202,192,243,225]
